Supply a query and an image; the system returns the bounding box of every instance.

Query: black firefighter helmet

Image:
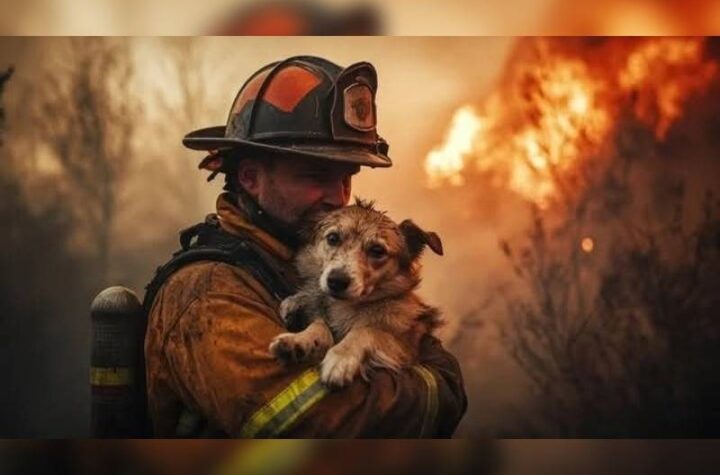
[184,55,392,176]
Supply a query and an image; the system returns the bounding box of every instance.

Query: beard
[258,190,336,238]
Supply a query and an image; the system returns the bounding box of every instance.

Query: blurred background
[1,0,720,35]
[1,36,719,438]
[2,440,720,475]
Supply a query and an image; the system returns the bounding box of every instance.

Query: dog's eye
[326,232,341,246]
[368,244,387,259]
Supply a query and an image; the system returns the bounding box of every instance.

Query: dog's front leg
[320,327,379,387]
[321,327,412,387]
[269,318,334,365]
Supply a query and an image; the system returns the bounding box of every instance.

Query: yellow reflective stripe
[240,368,328,438]
[412,364,439,437]
[214,440,316,475]
[265,380,327,437]
[90,367,133,386]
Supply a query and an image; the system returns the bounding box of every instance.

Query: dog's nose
[326,270,351,293]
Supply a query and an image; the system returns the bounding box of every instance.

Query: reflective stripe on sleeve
[90,367,133,386]
[240,367,328,438]
[412,364,439,437]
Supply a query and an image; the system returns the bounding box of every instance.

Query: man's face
[239,156,361,233]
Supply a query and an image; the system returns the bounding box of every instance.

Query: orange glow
[581,237,594,253]
[425,38,717,208]
[603,3,676,35]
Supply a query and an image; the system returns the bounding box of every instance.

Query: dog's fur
[269,199,444,387]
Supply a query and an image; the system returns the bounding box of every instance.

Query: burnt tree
[33,38,139,285]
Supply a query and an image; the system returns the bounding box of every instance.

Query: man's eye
[368,244,387,259]
[326,232,341,246]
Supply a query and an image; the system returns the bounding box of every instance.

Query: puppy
[269,199,444,387]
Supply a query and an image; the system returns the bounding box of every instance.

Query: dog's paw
[269,331,329,364]
[320,346,363,387]
[269,333,308,364]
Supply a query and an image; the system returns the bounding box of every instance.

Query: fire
[426,38,718,208]
[426,45,610,208]
[425,106,484,187]
[581,237,595,253]
[619,38,718,138]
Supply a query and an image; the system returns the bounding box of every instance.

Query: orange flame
[619,38,717,138]
[426,38,717,208]
[425,106,484,187]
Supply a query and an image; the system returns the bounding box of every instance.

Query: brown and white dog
[269,199,444,387]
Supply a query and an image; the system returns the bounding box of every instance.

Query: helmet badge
[343,83,375,132]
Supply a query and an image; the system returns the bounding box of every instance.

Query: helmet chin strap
[232,188,302,250]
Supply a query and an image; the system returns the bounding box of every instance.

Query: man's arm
[283,334,467,438]
[160,263,466,438]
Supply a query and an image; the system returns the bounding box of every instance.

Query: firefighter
[144,55,467,437]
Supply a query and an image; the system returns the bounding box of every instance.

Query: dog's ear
[400,219,444,259]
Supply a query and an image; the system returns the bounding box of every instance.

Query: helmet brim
[183,126,392,168]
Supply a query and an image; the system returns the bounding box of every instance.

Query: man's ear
[400,219,444,260]
[236,158,261,197]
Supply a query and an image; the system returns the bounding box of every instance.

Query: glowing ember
[425,38,717,208]
[581,237,595,253]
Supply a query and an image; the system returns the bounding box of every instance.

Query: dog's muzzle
[326,269,351,298]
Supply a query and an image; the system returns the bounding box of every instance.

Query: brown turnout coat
[145,193,467,437]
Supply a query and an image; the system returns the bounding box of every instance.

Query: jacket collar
[215,192,294,262]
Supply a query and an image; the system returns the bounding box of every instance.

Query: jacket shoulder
[160,260,276,310]
[146,259,282,350]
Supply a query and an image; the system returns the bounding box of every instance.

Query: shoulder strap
[142,215,294,315]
